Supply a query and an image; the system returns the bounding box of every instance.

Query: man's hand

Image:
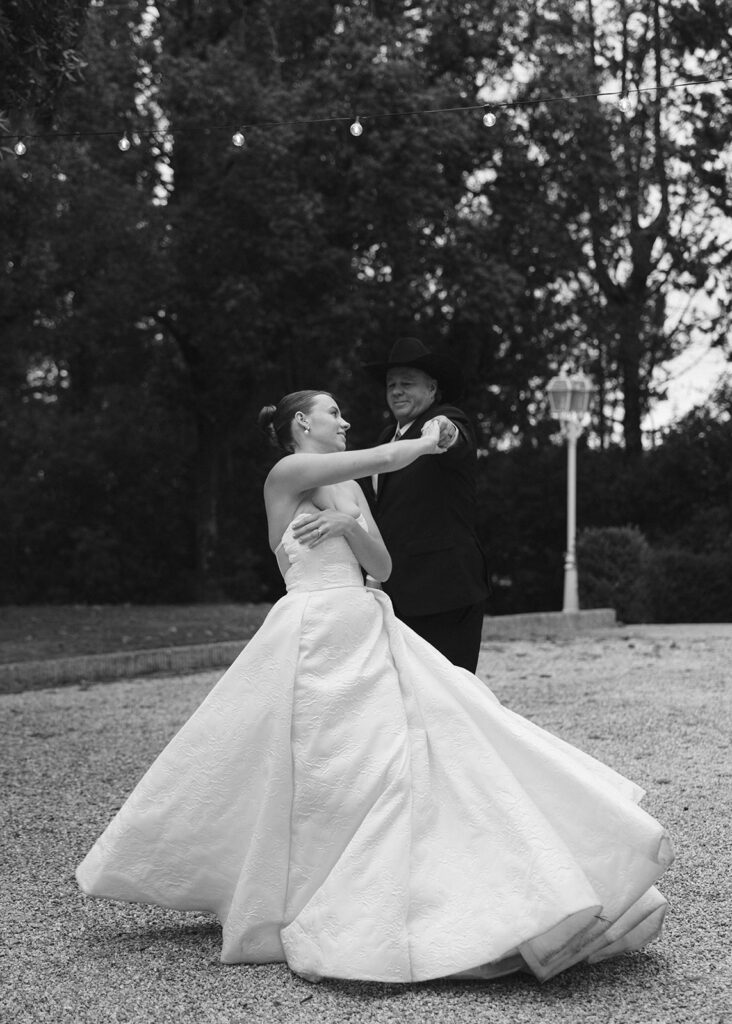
[425,415,460,449]
[291,509,356,547]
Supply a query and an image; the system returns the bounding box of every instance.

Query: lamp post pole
[563,420,581,614]
[547,372,594,615]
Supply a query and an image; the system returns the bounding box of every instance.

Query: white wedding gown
[77,513,673,983]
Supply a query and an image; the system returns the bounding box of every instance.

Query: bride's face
[299,394,350,452]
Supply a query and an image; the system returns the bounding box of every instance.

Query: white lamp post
[547,372,595,614]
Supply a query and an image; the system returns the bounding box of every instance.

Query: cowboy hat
[362,338,463,400]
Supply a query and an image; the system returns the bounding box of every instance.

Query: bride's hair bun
[257,404,279,448]
[257,390,334,454]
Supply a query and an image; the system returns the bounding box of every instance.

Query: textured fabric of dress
[76,513,674,983]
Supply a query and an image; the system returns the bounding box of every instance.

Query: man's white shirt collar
[372,421,415,495]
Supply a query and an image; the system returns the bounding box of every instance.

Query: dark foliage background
[1,0,730,620]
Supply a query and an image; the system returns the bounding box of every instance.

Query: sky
[643,341,730,436]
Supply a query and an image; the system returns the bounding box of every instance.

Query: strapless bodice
[277,513,367,593]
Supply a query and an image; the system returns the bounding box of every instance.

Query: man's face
[386,367,437,425]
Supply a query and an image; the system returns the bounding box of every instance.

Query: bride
[77,389,673,984]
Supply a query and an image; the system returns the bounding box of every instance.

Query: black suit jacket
[361,403,489,616]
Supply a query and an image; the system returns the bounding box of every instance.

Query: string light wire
[4,74,731,147]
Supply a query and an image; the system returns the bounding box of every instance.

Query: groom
[361,338,489,672]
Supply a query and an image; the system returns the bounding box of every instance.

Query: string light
[2,74,728,151]
[13,139,27,156]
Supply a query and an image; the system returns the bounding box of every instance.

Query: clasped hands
[421,415,459,450]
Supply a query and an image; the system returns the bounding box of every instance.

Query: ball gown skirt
[77,515,673,983]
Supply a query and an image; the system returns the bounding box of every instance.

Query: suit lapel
[375,408,436,502]
[400,408,435,441]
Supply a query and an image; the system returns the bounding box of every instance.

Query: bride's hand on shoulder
[420,418,446,454]
[291,509,357,548]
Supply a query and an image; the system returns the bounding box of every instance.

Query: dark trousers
[393,601,485,673]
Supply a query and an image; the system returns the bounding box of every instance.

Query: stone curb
[481,607,617,640]
[0,609,617,692]
[0,640,245,692]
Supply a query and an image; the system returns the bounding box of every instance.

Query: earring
[303,426,310,433]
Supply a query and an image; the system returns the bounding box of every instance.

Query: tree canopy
[1,0,90,123]
[2,0,730,607]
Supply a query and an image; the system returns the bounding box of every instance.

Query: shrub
[577,526,651,623]
[645,547,732,623]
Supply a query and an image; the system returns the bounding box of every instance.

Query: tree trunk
[616,301,644,456]
[193,410,224,602]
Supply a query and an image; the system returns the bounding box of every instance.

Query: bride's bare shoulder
[264,455,298,488]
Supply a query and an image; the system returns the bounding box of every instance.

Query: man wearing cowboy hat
[361,337,489,672]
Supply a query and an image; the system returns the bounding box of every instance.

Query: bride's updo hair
[257,390,334,453]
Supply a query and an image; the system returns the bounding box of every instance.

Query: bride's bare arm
[341,513,391,582]
[349,485,391,581]
[265,433,439,500]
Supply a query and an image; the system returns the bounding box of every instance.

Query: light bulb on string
[232,129,246,147]
[14,138,27,156]
[618,90,634,115]
[349,116,363,137]
[482,108,497,127]
[118,131,131,152]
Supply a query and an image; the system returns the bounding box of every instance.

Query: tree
[0,0,90,129]
[0,3,191,603]
[131,0,514,596]
[4,0,730,605]
[3,0,518,602]
[467,0,732,453]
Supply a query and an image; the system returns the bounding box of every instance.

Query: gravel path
[2,626,730,1024]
